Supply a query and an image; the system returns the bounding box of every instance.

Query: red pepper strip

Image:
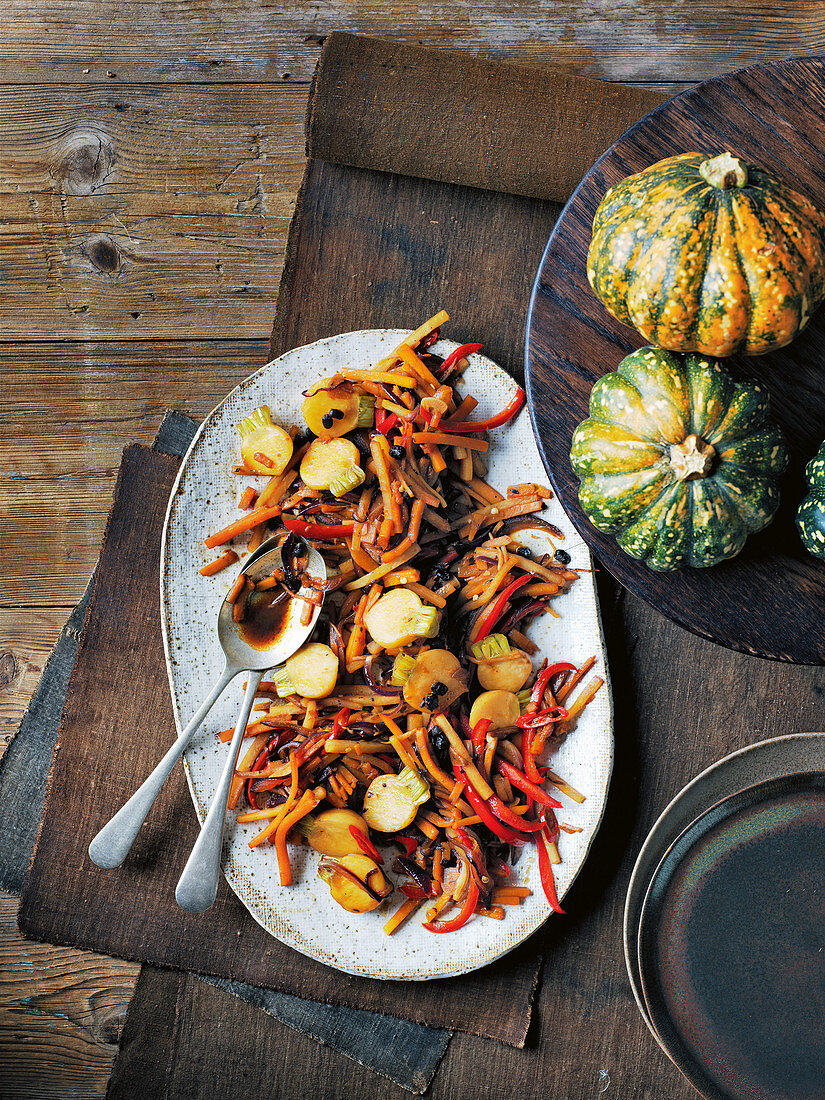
[474,573,533,642]
[423,878,480,933]
[330,707,350,740]
[454,762,525,845]
[282,516,355,539]
[536,828,565,914]
[470,717,491,756]
[496,758,562,809]
[520,730,544,784]
[438,342,483,377]
[399,882,431,900]
[516,705,568,731]
[376,407,401,435]
[528,662,577,711]
[488,795,545,833]
[396,835,417,858]
[440,387,525,433]
[349,825,384,864]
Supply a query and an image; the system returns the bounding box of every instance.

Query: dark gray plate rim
[636,770,825,1100]
[623,732,825,1033]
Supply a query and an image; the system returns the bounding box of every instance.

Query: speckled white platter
[160,328,613,980]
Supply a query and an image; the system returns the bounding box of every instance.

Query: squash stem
[699,152,748,190]
[669,434,716,481]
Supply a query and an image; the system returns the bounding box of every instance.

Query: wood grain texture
[0,890,138,1100]
[0,610,67,744]
[0,0,822,85]
[527,56,825,664]
[0,341,269,607]
[0,85,304,340]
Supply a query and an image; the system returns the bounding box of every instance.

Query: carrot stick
[344,543,419,590]
[383,896,423,935]
[205,505,282,549]
[225,572,247,605]
[249,753,300,849]
[228,732,269,810]
[555,656,597,703]
[238,486,257,510]
[199,550,239,577]
[274,788,321,884]
[401,309,449,349]
[413,432,488,451]
[394,342,441,394]
[341,368,417,387]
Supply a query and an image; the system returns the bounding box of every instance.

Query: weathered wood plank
[0,85,305,340]
[0,609,68,745]
[0,890,138,1100]
[0,340,270,607]
[0,340,270,477]
[0,1,821,84]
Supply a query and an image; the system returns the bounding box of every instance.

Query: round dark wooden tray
[525,56,825,664]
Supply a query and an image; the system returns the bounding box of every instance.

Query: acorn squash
[796,443,825,560]
[570,347,788,571]
[587,151,825,357]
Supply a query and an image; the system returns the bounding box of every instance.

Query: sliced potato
[303,380,374,438]
[300,437,364,495]
[274,641,338,699]
[318,853,389,913]
[364,589,439,650]
[303,809,370,858]
[469,689,521,731]
[477,649,533,693]
[236,406,293,475]
[403,649,467,711]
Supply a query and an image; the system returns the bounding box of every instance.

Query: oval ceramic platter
[160,328,613,980]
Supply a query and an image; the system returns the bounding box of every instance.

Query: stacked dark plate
[624,734,825,1100]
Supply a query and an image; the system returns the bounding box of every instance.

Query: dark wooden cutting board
[526,56,825,665]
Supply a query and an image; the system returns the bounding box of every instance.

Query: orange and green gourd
[796,443,825,560]
[587,152,825,357]
[570,347,788,571]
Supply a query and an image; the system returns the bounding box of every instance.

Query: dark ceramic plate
[637,772,825,1100]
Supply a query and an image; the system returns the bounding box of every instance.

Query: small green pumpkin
[796,444,825,559]
[570,347,788,571]
[587,151,825,357]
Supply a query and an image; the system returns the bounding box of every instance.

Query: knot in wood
[56,129,115,196]
[84,234,121,274]
[0,650,18,689]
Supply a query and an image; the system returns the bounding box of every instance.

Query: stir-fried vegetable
[236,406,294,475]
[202,312,605,934]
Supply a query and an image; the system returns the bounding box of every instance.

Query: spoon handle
[88,663,237,870]
[175,671,264,913]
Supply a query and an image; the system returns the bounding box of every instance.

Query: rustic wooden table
[2,5,824,1096]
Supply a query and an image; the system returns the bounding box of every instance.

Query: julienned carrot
[205,505,282,549]
[238,485,257,510]
[383,895,423,935]
[394,342,441,394]
[225,572,247,605]
[401,309,449,349]
[228,732,269,810]
[249,753,299,848]
[344,542,419,590]
[275,788,321,885]
[199,550,239,577]
[412,432,489,451]
[341,368,417,387]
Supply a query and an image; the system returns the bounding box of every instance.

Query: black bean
[321,412,334,429]
[330,408,345,420]
[515,546,533,558]
[554,548,571,565]
[432,681,448,696]
[428,727,451,770]
[389,444,405,459]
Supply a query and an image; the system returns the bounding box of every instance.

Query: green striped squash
[796,443,825,560]
[587,152,825,357]
[570,347,788,571]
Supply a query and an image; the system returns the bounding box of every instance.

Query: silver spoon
[88,536,327,896]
